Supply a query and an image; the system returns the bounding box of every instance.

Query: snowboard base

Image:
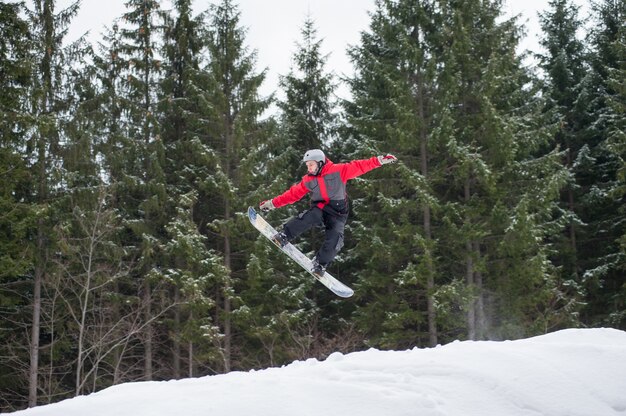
[247,206,353,298]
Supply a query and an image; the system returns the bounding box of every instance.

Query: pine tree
[49,18,122,405]
[279,16,337,150]
[159,0,205,188]
[603,6,626,317]
[435,0,575,339]
[0,2,33,296]
[91,22,126,181]
[85,22,146,389]
[200,0,270,371]
[0,2,36,410]
[346,0,574,345]
[344,0,441,348]
[537,0,587,282]
[158,0,232,376]
[161,191,229,377]
[21,0,83,406]
[578,0,626,328]
[115,0,168,380]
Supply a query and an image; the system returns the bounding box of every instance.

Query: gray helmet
[302,149,325,163]
[302,149,326,176]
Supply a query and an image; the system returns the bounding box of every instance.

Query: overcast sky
[50,0,590,101]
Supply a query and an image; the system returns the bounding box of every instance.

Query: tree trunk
[223,200,232,373]
[143,281,153,380]
[474,241,486,339]
[414,61,437,347]
[566,146,578,279]
[29,0,55,403]
[465,179,476,340]
[188,310,194,378]
[28,240,43,407]
[188,340,194,378]
[173,286,181,379]
[419,110,437,348]
[423,204,437,347]
[222,110,234,373]
[112,281,122,385]
[419,128,437,346]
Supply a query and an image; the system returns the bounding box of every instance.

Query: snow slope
[12,328,626,416]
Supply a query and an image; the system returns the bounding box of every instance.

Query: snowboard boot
[272,231,290,248]
[311,258,327,277]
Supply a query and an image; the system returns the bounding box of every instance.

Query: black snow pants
[282,206,347,266]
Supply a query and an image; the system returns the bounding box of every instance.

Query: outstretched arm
[340,154,397,181]
[260,180,309,212]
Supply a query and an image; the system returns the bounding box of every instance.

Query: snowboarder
[259,149,397,277]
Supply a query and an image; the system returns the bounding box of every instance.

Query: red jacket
[272,156,382,211]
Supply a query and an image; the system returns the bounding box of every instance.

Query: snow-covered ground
[12,328,626,416]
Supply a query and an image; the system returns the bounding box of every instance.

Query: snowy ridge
[13,328,626,416]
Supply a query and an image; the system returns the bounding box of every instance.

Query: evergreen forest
[0,0,624,411]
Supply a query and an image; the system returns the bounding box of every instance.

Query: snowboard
[247,206,354,298]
